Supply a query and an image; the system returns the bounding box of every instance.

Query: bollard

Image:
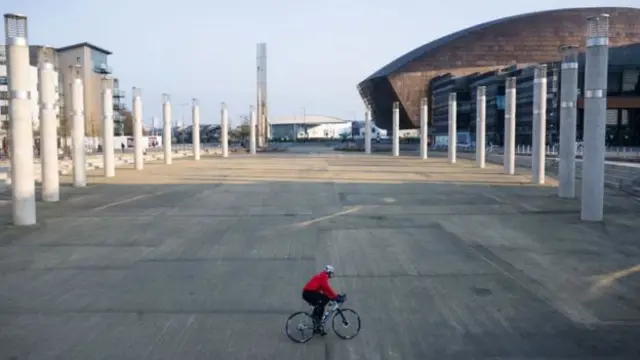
[5,14,36,225]
[581,14,609,221]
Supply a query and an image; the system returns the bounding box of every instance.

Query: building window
[0,91,8,100]
[0,76,7,85]
[91,49,108,70]
[0,105,8,115]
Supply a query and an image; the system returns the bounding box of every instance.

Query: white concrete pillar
[420,98,428,160]
[38,50,59,202]
[392,101,399,157]
[364,109,372,155]
[559,45,579,199]
[101,84,115,177]
[221,102,229,157]
[257,88,264,148]
[192,98,200,160]
[5,14,36,225]
[504,78,516,174]
[71,76,86,187]
[476,87,486,168]
[448,93,457,164]
[250,106,257,155]
[532,65,547,184]
[581,14,609,221]
[162,94,172,164]
[132,87,143,170]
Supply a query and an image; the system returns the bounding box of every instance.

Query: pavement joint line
[140,257,315,262]
[0,243,158,248]
[334,272,500,279]
[0,308,295,316]
[89,190,167,212]
[464,242,602,326]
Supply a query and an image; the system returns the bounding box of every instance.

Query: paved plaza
[1,148,640,359]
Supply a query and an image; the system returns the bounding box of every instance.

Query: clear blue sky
[4,0,638,126]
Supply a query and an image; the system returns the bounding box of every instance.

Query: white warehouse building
[269,115,387,140]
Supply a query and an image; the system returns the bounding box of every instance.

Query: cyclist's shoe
[314,325,327,336]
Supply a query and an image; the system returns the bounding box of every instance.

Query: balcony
[112,89,125,98]
[93,63,112,75]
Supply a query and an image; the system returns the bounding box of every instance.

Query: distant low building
[270,115,387,140]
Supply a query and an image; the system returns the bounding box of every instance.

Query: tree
[121,109,134,136]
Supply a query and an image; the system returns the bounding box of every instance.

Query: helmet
[324,265,334,277]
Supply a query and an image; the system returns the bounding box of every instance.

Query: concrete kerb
[458,152,640,195]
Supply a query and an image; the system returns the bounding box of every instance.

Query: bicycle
[284,293,361,343]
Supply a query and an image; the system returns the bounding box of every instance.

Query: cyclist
[302,265,342,335]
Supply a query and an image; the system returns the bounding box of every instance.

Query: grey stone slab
[0,260,312,314]
[7,216,217,248]
[0,313,325,360]
[317,228,496,277]
[208,216,318,260]
[0,245,153,272]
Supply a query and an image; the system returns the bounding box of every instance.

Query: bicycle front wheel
[285,311,315,343]
[332,308,361,339]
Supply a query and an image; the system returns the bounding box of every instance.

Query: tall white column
[558,45,579,199]
[71,76,86,187]
[448,93,457,164]
[101,83,115,177]
[162,94,172,164]
[221,102,229,158]
[249,106,257,155]
[504,78,516,174]
[132,87,143,170]
[38,51,59,202]
[5,14,36,225]
[392,101,399,157]
[532,65,547,184]
[192,98,200,160]
[581,14,609,221]
[476,87,486,168]
[420,98,428,160]
[257,88,264,148]
[364,109,372,155]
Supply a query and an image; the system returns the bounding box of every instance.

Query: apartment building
[56,42,116,137]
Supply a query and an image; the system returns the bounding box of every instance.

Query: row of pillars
[5,13,264,226]
[360,14,610,222]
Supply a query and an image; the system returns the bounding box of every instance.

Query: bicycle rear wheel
[285,311,315,343]
[332,308,361,339]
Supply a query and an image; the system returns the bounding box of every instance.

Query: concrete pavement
[1,149,640,359]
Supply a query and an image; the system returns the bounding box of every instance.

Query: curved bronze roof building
[357,7,640,131]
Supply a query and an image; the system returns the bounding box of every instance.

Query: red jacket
[303,272,338,299]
